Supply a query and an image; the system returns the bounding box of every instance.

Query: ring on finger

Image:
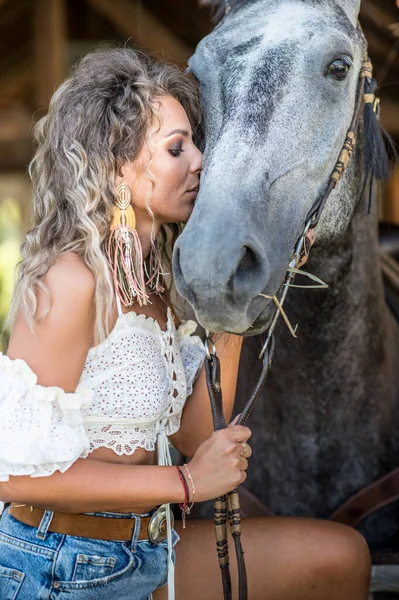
[240,441,251,458]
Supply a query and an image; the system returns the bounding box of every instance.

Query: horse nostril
[227,244,266,298]
[239,245,258,273]
[172,244,183,285]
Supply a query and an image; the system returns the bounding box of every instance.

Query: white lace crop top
[0,298,206,483]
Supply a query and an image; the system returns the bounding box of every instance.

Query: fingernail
[229,413,241,425]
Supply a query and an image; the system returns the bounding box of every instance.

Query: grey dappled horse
[173,0,399,596]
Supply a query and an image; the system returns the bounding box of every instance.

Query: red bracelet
[176,466,190,528]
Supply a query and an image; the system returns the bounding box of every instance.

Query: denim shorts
[0,506,179,600]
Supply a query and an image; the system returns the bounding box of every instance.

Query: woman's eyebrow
[164,128,190,138]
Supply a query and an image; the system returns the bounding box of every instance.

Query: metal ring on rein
[204,330,217,360]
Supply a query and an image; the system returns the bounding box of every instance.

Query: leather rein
[204,53,376,600]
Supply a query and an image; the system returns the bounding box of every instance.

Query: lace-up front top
[81,299,206,456]
[0,297,206,483]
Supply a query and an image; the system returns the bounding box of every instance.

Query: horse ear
[198,0,224,6]
[198,0,361,25]
[339,0,361,26]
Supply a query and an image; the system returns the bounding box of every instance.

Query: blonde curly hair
[7,46,201,344]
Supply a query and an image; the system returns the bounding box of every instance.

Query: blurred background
[0,0,398,350]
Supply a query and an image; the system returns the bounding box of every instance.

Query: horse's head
[173,0,366,334]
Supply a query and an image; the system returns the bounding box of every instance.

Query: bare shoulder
[35,252,96,327]
[45,253,96,301]
[8,253,97,390]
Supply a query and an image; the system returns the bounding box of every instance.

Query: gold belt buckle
[148,505,173,543]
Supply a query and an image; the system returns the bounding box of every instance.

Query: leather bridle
[204,34,377,599]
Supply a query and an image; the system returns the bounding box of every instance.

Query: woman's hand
[187,423,252,502]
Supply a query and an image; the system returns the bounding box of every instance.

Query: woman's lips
[186,189,198,200]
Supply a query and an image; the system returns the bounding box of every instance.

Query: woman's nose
[190,147,202,173]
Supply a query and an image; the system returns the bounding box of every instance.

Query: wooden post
[87,0,192,65]
[34,0,67,111]
[386,166,399,225]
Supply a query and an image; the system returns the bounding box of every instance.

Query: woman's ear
[114,162,124,188]
[115,163,136,193]
[115,161,138,188]
[115,162,126,187]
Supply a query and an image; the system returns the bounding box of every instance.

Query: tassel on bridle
[362,64,395,181]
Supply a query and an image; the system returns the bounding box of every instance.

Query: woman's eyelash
[168,145,185,157]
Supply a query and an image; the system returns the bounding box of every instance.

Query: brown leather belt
[9,504,167,542]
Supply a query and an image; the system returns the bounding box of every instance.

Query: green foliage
[0,198,21,351]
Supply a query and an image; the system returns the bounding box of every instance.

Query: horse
[173,0,399,596]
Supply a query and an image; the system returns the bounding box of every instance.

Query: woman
[0,47,370,600]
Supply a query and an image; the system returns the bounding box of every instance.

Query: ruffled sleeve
[176,320,206,397]
[0,353,92,482]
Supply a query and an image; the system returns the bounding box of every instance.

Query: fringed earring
[107,182,149,307]
[145,239,166,296]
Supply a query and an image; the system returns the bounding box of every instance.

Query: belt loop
[130,515,141,552]
[36,509,54,540]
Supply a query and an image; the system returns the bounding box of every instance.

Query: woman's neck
[134,212,160,260]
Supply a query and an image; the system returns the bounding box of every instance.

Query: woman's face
[119,95,202,227]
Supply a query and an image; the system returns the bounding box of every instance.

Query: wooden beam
[34,0,67,110]
[360,0,398,33]
[0,107,33,172]
[362,28,399,81]
[380,99,399,137]
[87,0,192,65]
[386,166,399,225]
[0,66,32,111]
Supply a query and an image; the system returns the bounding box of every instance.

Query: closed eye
[169,145,185,157]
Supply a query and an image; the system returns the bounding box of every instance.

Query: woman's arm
[171,333,243,458]
[0,460,184,513]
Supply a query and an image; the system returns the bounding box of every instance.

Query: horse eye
[326,59,350,80]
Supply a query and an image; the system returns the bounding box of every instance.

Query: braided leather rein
[204,55,376,600]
